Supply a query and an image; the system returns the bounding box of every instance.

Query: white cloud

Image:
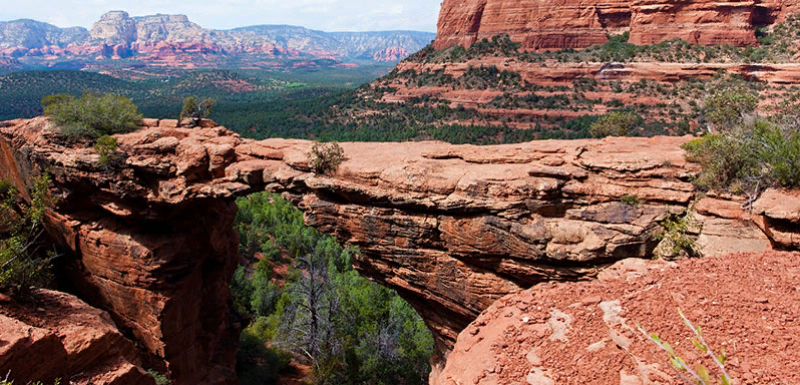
[2,0,442,32]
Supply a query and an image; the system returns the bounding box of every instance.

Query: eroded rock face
[434,0,800,50]
[433,251,800,385]
[1,117,797,376]
[0,289,155,385]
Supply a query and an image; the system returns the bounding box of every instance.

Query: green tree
[0,175,57,297]
[589,111,640,138]
[704,88,758,132]
[180,96,216,128]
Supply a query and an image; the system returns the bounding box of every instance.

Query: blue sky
[1,0,442,32]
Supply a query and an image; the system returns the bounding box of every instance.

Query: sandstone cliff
[2,117,797,378]
[434,0,800,50]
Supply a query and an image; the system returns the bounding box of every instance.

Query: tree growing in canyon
[0,175,57,297]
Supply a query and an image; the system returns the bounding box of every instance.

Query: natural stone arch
[1,117,795,383]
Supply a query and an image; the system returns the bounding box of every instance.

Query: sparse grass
[638,309,733,385]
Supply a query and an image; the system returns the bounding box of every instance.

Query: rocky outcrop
[0,289,155,385]
[1,117,797,376]
[434,0,800,50]
[0,118,240,385]
[433,251,800,385]
[372,47,412,61]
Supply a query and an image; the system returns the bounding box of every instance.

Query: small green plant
[93,135,120,167]
[589,111,640,138]
[308,142,345,175]
[656,204,702,259]
[0,175,58,297]
[1,372,61,385]
[43,92,143,142]
[146,370,171,385]
[179,96,216,128]
[621,195,642,207]
[638,309,733,385]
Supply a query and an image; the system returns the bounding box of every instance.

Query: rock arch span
[1,117,797,383]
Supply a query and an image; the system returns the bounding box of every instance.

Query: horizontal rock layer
[434,0,800,50]
[1,117,797,375]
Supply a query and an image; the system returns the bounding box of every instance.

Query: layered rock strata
[434,0,800,50]
[1,117,797,375]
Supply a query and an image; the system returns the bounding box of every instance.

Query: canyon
[434,0,800,51]
[0,11,435,69]
[1,117,798,382]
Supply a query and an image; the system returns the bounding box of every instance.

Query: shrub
[43,93,143,142]
[0,175,57,297]
[93,135,120,167]
[308,142,345,175]
[621,195,642,206]
[146,370,170,385]
[589,111,640,138]
[655,204,702,259]
[683,118,800,202]
[179,96,216,128]
[704,87,758,131]
[638,308,733,385]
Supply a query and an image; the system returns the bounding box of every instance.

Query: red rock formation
[1,117,798,376]
[434,0,800,50]
[373,47,412,61]
[0,289,155,385]
[433,251,800,385]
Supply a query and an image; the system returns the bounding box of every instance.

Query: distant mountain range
[0,11,436,71]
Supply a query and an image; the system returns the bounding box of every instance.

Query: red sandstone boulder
[0,290,155,385]
[434,251,800,385]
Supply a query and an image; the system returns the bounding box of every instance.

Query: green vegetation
[589,111,640,138]
[656,205,702,260]
[146,370,171,385]
[621,195,642,207]
[43,93,142,142]
[0,175,57,298]
[638,309,733,385]
[0,375,61,385]
[179,96,216,127]
[308,142,345,175]
[232,193,433,385]
[93,135,120,167]
[683,88,800,206]
[704,87,758,131]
